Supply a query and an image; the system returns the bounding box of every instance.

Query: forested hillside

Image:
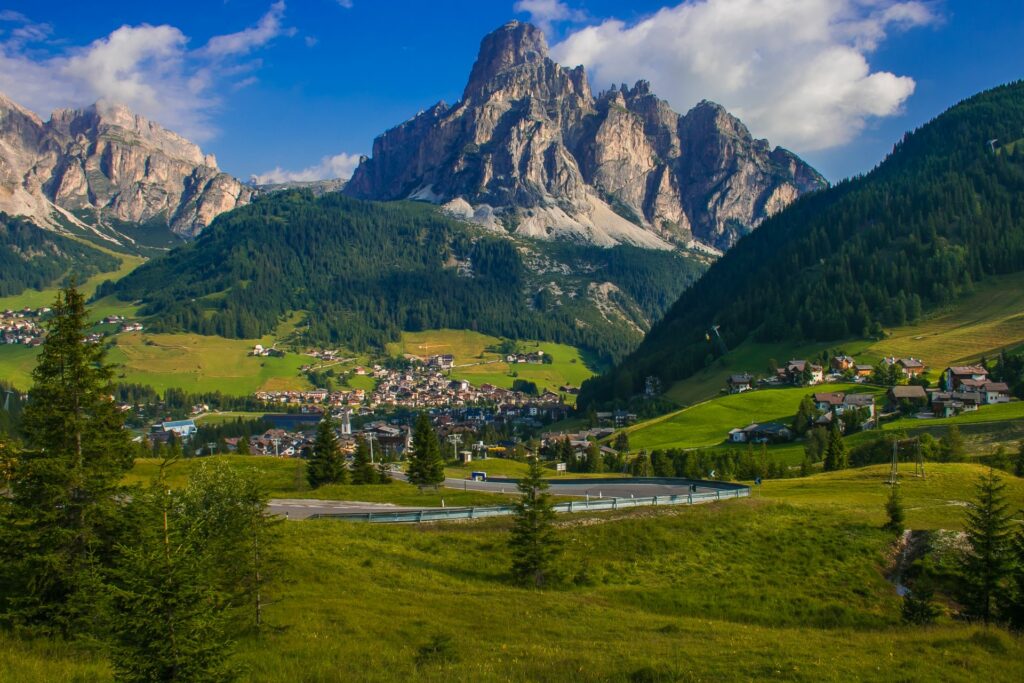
[107,192,704,363]
[581,81,1024,405]
[0,214,120,297]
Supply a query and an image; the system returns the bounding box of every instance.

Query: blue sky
[1,1,1021,182]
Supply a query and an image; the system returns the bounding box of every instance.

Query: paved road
[268,498,424,520]
[270,474,724,520]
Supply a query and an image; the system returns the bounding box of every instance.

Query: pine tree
[630,452,653,477]
[108,473,235,682]
[408,413,444,488]
[792,395,816,435]
[1014,440,1024,477]
[509,457,561,588]
[351,436,378,485]
[959,469,1014,624]
[584,442,604,473]
[0,285,132,634]
[307,416,347,488]
[823,425,848,471]
[235,436,251,456]
[885,484,905,533]
[376,461,392,485]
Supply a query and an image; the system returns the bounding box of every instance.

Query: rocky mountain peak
[346,22,826,251]
[0,91,251,239]
[463,21,549,100]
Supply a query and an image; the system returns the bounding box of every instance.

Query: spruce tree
[1014,441,1024,477]
[351,436,378,485]
[235,436,251,456]
[108,475,234,682]
[0,285,132,633]
[792,395,816,435]
[823,425,848,471]
[408,413,444,488]
[585,442,604,473]
[307,416,347,488]
[885,484,905,533]
[959,469,1013,623]
[630,452,653,477]
[509,456,561,588]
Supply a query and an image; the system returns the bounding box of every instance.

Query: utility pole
[447,433,462,462]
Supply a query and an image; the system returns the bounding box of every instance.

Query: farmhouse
[728,422,793,444]
[726,373,754,394]
[944,365,988,391]
[830,355,856,372]
[888,385,929,410]
[779,360,824,386]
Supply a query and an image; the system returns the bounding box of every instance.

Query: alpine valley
[0,21,824,366]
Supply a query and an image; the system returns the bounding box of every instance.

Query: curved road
[270,473,723,520]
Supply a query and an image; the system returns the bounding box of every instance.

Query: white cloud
[337,0,354,8]
[252,152,362,184]
[202,1,291,58]
[551,0,938,152]
[514,0,586,35]
[0,3,293,141]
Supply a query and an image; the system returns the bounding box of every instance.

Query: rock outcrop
[346,22,825,250]
[0,93,252,238]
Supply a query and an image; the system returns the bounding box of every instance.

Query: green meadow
[8,462,1024,681]
[388,329,598,397]
[626,383,883,453]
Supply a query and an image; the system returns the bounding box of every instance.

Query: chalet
[780,360,824,385]
[729,422,793,444]
[980,381,1011,405]
[727,373,754,394]
[855,364,874,378]
[896,358,926,377]
[428,354,455,370]
[814,392,845,412]
[930,391,981,418]
[843,393,876,418]
[944,366,988,391]
[888,385,929,409]
[831,355,856,372]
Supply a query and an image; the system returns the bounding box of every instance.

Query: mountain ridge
[0,93,253,243]
[346,21,826,250]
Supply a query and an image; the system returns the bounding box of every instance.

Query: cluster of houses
[100,315,143,333]
[889,365,1011,417]
[728,355,931,394]
[1,308,44,346]
[254,388,366,408]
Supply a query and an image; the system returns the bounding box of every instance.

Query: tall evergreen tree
[1014,440,1024,477]
[823,425,848,471]
[959,469,1014,624]
[509,457,561,588]
[0,285,132,633]
[407,413,444,488]
[108,471,235,682]
[307,416,347,488]
[351,436,378,485]
[792,395,816,435]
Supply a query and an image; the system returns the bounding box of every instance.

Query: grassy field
[665,272,1024,406]
[103,329,311,395]
[0,251,145,312]
[11,462,1024,681]
[627,383,882,453]
[127,456,517,507]
[884,401,1024,430]
[762,462,1024,530]
[387,329,598,396]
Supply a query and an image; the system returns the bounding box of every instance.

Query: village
[723,355,1012,444]
[1,307,48,346]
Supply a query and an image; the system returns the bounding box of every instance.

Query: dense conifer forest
[580,81,1024,405]
[106,192,703,363]
[0,214,119,296]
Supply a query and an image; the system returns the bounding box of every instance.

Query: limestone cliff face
[347,21,826,250]
[0,95,252,238]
